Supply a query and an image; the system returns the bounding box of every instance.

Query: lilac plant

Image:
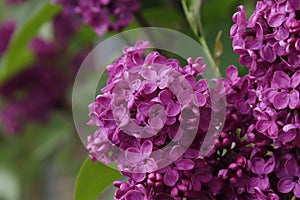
[85,0,300,199]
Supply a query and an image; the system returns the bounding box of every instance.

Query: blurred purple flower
[0,21,15,55]
[54,0,141,36]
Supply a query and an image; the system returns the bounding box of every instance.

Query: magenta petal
[267,122,278,139]
[141,69,158,81]
[148,116,164,130]
[191,173,202,191]
[159,90,174,105]
[163,169,179,186]
[141,140,153,155]
[143,83,157,94]
[251,157,265,176]
[125,147,142,163]
[289,91,299,109]
[226,65,238,82]
[273,92,289,110]
[290,0,300,10]
[166,102,181,117]
[247,177,260,193]
[294,182,300,198]
[125,190,145,200]
[285,158,299,177]
[277,178,294,193]
[272,71,290,89]
[137,103,150,117]
[260,44,276,63]
[196,171,212,183]
[169,145,185,161]
[132,172,146,182]
[264,155,275,174]
[178,90,192,105]
[268,13,286,27]
[280,129,297,143]
[291,71,300,88]
[236,101,250,114]
[194,92,207,107]
[283,124,298,132]
[259,176,270,190]
[175,159,194,170]
[256,120,271,133]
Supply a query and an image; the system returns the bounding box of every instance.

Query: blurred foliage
[0,0,61,84]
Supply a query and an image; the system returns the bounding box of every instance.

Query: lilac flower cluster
[0,10,84,135]
[0,37,68,134]
[87,0,300,199]
[231,0,300,76]
[87,41,226,199]
[53,0,141,36]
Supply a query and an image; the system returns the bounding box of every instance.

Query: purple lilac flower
[0,21,15,55]
[0,38,68,135]
[231,0,300,75]
[53,7,80,44]
[53,0,141,36]
[0,8,87,135]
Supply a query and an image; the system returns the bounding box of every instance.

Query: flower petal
[286,158,299,177]
[251,157,265,176]
[272,71,290,89]
[291,71,300,88]
[141,140,153,155]
[256,120,271,133]
[125,190,145,200]
[277,178,295,193]
[273,92,289,110]
[289,90,299,109]
[294,182,300,198]
[191,173,202,191]
[175,159,194,170]
[163,169,179,186]
[268,13,286,27]
[166,102,181,117]
[159,90,174,105]
[125,147,142,164]
[264,155,275,174]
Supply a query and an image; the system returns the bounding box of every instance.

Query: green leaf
[0,0,61,84]
[213,31,223,66]
[75,158,121,200]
